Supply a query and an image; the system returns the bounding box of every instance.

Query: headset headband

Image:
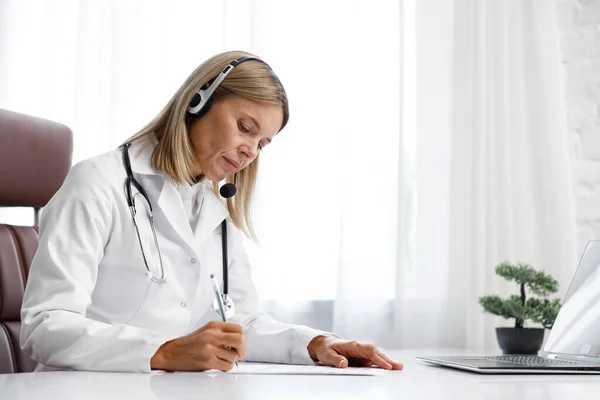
[187,55,269,116]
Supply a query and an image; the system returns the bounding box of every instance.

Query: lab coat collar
[126,136,229,251]
[157,181,229,252]
[192,182,229,244]
[127,137,162,176]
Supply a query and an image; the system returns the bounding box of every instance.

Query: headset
[187,55,270,118]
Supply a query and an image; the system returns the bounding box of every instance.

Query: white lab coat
[20,139,331,372]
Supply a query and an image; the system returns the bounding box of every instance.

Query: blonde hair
[123,50,289,240]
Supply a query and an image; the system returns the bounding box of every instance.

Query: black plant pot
[496,327,545,355]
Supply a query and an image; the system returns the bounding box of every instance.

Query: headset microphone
[219,173,237,199]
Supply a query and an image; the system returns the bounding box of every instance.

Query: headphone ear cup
[188,79,216,119]
[187,93,213,119]
[189,93,202,110]
[194,97,212,119]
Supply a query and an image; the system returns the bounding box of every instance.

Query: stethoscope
[122,143,235,319]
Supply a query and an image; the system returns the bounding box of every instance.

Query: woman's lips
[224,157,240,171]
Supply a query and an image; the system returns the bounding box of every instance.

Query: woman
[20,50,403,373]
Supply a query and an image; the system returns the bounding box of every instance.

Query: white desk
[1,349,599,400]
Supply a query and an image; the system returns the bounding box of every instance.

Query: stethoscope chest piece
[212,294,235,320]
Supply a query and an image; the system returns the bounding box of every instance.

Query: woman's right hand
[150,321,247,371]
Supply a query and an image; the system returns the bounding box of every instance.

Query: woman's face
[189,94,283,182]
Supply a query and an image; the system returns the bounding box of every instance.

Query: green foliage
[479,262,561,329]
[495,262,558,296]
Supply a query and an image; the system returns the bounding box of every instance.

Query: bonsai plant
[479,261,562,354]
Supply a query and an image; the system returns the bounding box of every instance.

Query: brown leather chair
[0,108,72,373]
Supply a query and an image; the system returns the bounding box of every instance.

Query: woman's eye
[239,122,251,133]
[258,143,264,152]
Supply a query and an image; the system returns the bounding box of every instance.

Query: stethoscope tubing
[121,144,229,296]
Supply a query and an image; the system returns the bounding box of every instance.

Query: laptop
[418,240,600,374]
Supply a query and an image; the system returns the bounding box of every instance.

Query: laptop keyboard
[481,356,583,366]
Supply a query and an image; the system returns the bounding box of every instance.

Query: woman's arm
[20,160,174,372]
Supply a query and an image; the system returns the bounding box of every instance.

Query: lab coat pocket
[124,275,154,325]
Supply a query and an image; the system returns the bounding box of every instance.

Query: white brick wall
[557,0,600,251]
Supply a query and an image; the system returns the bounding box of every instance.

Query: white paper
[177,362,388,376]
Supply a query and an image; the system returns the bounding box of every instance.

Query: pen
[210,273,238,368]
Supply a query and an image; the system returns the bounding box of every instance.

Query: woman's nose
[239,142,258,161]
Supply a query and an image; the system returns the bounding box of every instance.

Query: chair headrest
[0,109,73,208]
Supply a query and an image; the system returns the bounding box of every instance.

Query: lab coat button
[190,258,196,264]
[180,302,187,308]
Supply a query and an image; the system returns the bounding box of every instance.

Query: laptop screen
[544,240,600,356]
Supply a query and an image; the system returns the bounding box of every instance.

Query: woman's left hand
[307,336,404,370]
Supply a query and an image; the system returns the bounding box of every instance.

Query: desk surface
[1,349,599,400]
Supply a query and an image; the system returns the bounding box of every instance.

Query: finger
[216,334,247,359]
[216,333,245,349]
[376,350,404,370]
[321,348,348,368]
[337,340,372,359]
[212,356,236,372]
[353,344,392,370]
[215,346,240,363]
[370,353,393,370]
[207,321,244,334]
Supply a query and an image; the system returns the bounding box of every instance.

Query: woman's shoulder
[40,149,124,218]
[62,148,125,196]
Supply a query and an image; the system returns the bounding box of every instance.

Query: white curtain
[0,0,577,352]
[394,0,577,350]
[260,0,578,352]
